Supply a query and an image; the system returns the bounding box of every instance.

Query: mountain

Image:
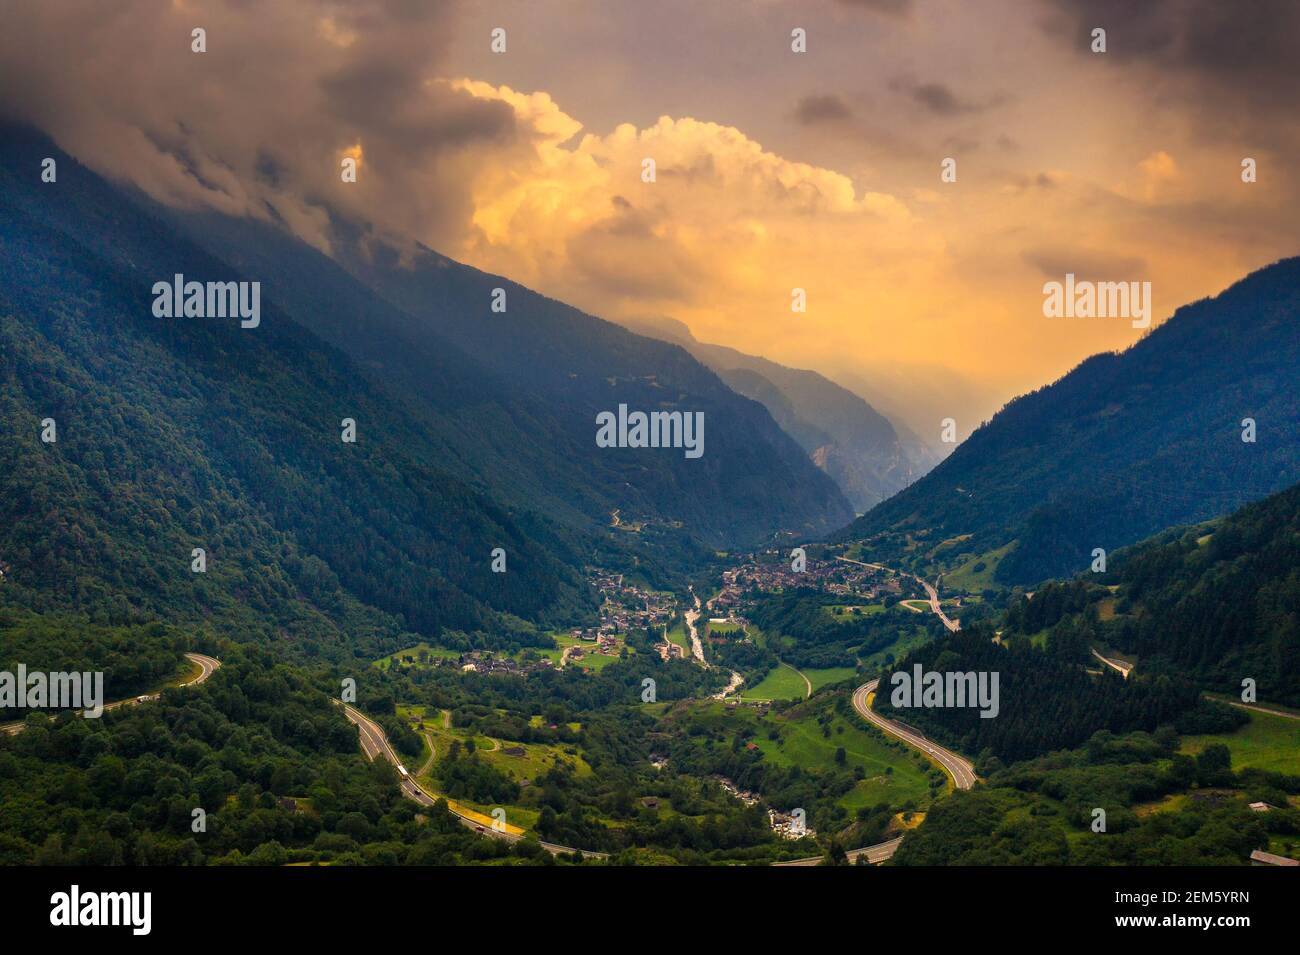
[0,128,598,659]
[618,317,940,511]
[1002,480,1300,708]
[0,125,849,658]
[826,362,994,452]
[839,258,1300,585]
[885,478,1300,768]
[152,202,853,551]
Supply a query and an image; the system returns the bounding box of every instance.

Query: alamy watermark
[890,664,999,719]
[0,666,104,718]
[50,885,150,935]
[152,274,260,328]
[1042,274,1151,329]
[596,404,704,459]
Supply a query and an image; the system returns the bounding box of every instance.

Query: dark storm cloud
[792,94,855,125]
[1041,0,1300,132]
[889,77,1010,116]
[0,0,513,252]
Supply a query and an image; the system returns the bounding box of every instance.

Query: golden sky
[5,0,1296,423]
[437,0,1299,415]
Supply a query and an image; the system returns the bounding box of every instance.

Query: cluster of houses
[656,638,687,662]
[566,629,621,654]
[590,570,677,634]
[457,651,552,677]
[711,553,900,613]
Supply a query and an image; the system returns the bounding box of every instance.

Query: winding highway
[2,651,221,735]
[773,835,904,867]
[336,700,607,859]
[1090,647,1133,679]
[1092,651,1300,721]
[852,679,977,790]
[835,556,960,632]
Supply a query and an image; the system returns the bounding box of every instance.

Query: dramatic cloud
[450,80,934,342]
[0,0,1294,408]
[1040,0,1300,144]
[889,78,1007,117]
[0,0,512,253]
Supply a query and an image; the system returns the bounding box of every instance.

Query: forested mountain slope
[159,195,853,547]
[620,315,937,511]
[839,259,1300,584]
[0,127,593,659]
[1003,480,1300,707]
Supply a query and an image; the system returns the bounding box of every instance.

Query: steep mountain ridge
[840,258,1300,585]
[619,316,939,511]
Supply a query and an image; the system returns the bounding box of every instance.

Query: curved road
[336,700,606,860]
[2,651,221,736]
[1093,652,1299,721]
[835,556,960,632]
[774,678,978,865]
[853,679,977,790]
[1090,647,1133,679]
[773,835,904,867]
[179,652,221,687]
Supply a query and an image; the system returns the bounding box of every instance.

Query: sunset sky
[4,0,1296,419]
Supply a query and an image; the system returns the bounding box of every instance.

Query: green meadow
[374,643,460,671]
[1180,709,1300,776]
[804,667,857,693]
[741,663,808,701]
[753,707,936,810]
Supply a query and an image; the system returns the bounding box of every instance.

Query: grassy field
[374,643,460,671]
[665,623,691,656]
[1180,709,1300,776]
[569,648,623,671]
[821,604,884,620]
[393,704,591,836]
[900,599,929,613]
[706,619,744,636]
[754,708,936,810]
[804,667,858,693]
[741,663,808,701]
[945,541,1015,592]
[858,626,933,670]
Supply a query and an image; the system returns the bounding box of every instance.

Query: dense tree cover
[1003,579,1100,636]
[840,257,1300,585]
[0,608,186,721]
[0,128,610,664]
[1101,483,1300,705]
[996,482,1300,706]
[149,138,853,548]
[747,589,944,669]
[361,651,835,862]
[892,729,1300,865]
[710,637,778,688]
[436,742,520,804]
[0,642,565,865]
[875,629,1244,763]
